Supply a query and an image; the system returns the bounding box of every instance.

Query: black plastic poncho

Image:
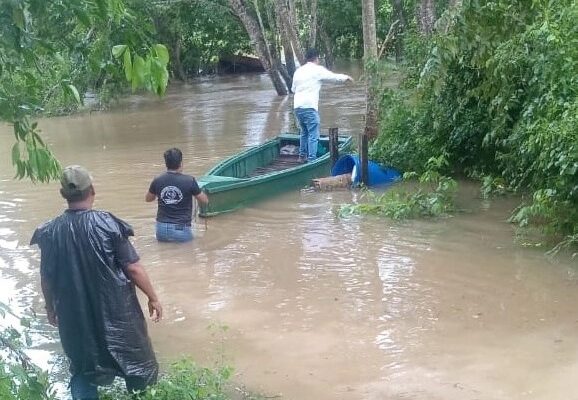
[30,209,158,386]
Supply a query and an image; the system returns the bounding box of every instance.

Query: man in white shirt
[292,49,353,162]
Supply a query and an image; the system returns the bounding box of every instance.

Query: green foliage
[112,43,170,96]
[370,88,441,173]
[151,0,251,78]
[10,119,61,182]
[100,360,233,400]
[318,0,363,58]
[480,175,510,199]
[371,0,578,246]
[0,302,56,399]
[1,0,170,182]
[341,155,457,219]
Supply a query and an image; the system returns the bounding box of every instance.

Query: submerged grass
[1,303,261,400]
[100,359,233,400]
[340,155,458,220]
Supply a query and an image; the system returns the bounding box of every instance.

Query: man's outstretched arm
[318,66,353,83]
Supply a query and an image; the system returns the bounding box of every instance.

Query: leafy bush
[151,0,251,77]
[480,175,510,199]
[371,0,578,246]
[370,88,440,173]
[0,302,56,400]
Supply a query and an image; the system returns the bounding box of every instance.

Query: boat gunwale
[199,134,353,194]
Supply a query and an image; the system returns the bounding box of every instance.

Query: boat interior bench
[214,135,330,179]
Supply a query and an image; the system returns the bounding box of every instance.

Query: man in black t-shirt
[146,148,209,242]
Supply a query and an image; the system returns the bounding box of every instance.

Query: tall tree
[309,0,319,48]
[274,2,297,85]
[391,0,406,62]
[319,26,335,69]
[228,0,288,95]
[362,0,379,139]
[276,0,305,64]
[265,3,293,91]
[418,0,436,36]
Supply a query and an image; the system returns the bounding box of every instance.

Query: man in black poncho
[30,165,163,400]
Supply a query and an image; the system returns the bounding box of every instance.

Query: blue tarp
[331,155,401,186]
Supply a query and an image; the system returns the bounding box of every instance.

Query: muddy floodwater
[1,68,577,400]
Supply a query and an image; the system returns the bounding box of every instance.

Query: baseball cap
[60,165,93,196]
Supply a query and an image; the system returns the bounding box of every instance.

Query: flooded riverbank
[1,69,577,399]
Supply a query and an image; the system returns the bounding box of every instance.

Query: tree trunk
[228,0,288,95]
[288,0,296,20]
[418,0,436,36]
[253,0,274,61]
[441,0,462,33]
[276,0,305,64]
[391,0,406,62]
[362,1,378,59]
[309,0,318,48]
[275,3,296,86]
[276,59,293,89]
[319,27,334,69]
[362,0,379,140]
[283,42,296,79]
[173,35,187,81]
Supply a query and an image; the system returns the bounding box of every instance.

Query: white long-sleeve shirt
[292,62,350,110]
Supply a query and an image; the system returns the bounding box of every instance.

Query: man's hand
[195,191,209,205]
[148,299,163,322]
[125,262,162,322]
[46,308,58,327]
[145,191,156,202]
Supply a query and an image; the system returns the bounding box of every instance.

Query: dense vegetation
[0,301,54,399]
[370,0,577,249]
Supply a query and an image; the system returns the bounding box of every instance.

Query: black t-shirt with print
[148,172,202,226]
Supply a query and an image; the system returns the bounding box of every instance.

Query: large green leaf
[112,44,127,58]
[12,6,26,30]
[132,55,146,92]
[153,44,170,66]
[150,58,169,96]
[123,47,132,81]
[11,143,20,166]
[66,84,82,105]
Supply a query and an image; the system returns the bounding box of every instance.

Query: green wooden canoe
[197,133,352,217]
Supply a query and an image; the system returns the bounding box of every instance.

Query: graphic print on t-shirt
[160,186,183,205]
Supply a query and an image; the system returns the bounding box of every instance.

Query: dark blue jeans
[295,107,320,161]
[155,222,193,242]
